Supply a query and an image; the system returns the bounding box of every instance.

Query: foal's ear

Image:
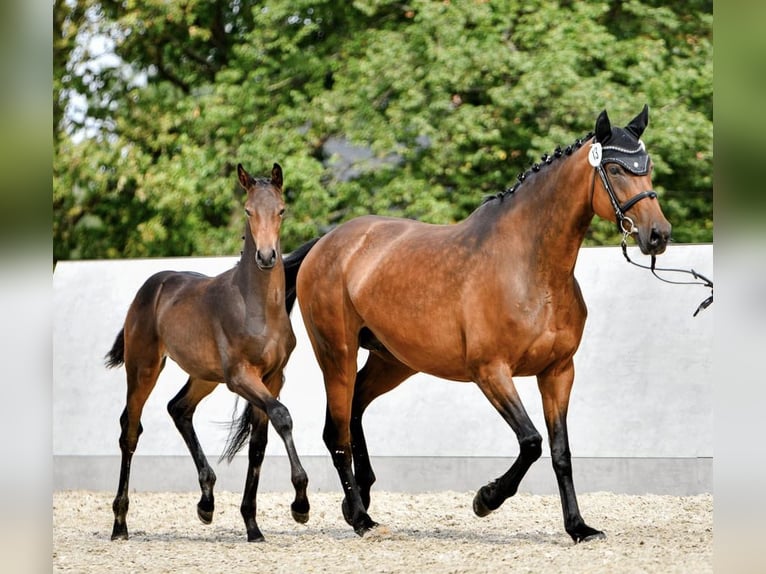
[625,104,649,139]
[594,109,611,143]
[237,163,252,190]
[271,163,283,189]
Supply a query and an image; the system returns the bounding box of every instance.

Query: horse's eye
[278,208,286,217]
[245,208,252,217]
[608,165,622,175]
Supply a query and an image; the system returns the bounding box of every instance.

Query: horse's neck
[477,153,594,280]
[236,230,285,315]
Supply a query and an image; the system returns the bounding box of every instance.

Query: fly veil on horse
[286,106,670,542]
[105,163,310,542]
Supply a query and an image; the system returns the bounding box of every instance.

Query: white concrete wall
[53,244,713,466]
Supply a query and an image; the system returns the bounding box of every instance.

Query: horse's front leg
[472,362,543,516]
[538,361,605,543]
[227,367,310,540]
[239,404,269,542]
[167,377,218,524]
[263,395,310,524]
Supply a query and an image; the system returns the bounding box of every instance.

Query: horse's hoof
[354,518,380,537]
[197,505,214,525]
[472,490,493,518]
[110,523,129,541]
[247,530,266,543]
[581,530,606,542]
[571,525,606,543]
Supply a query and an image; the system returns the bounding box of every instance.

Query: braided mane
[483,131,595,204]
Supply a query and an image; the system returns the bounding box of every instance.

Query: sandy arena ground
[53,490,711,573]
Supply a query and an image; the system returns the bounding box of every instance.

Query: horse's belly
[365,323,472,381]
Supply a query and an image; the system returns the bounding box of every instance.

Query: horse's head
[589,105,671,255]
[237,162,286,270]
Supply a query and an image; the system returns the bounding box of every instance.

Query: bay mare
[266,106,671,543]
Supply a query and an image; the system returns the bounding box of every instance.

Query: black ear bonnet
[598,126,651,176]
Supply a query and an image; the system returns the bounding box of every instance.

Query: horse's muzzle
[256,248,277,270]
[641,223,671,256]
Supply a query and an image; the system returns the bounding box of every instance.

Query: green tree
[54,0,712,260]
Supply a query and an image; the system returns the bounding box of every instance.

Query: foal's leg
[472,362,544,518]
[263,371,310,524]
[350,351,415,510]
[538,361,604,542]
[111,353,165,540]
[167,377,218,524]
[227,368,309,540]
[239,404,270,542]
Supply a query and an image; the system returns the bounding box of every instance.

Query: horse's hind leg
[350,351,415,510]
[472,362,543,518]
[167,377,218,524]
[538,361,604,542]
[111,353,164,540]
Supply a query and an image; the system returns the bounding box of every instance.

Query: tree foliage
[53,0,713,260]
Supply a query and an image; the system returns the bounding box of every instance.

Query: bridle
[588,139,714,316]
[588,139,657,236]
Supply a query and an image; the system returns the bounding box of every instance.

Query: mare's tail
[105,328,125,369]
[284,237,321,314]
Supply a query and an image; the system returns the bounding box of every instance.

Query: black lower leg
[111,408,141,540]
[550,435,604,543]
[266,400,309,522]
[350,411,375,510]
[323,409,376,536]
[240,410,268,542]
[167,388,216,524]
[474,433,542,517]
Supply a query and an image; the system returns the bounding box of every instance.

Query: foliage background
[53,0,712,260]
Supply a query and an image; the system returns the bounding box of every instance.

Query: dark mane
[483,131,595,204]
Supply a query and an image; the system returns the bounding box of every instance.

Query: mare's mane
[483,131,595,205]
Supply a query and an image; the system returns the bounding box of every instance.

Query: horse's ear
[625,104,649,139]
[594,109,611,143]
[271,163,283,189]
[237,163,251,190]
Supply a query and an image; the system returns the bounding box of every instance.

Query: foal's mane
[483,131,595,205]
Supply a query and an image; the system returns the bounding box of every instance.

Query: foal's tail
[283,237,321,314]
[220,400,253,463]
[105,328,125,369]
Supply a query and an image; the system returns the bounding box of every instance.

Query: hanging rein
[589,140,714,317]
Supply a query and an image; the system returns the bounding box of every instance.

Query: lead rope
[619,229,713,316]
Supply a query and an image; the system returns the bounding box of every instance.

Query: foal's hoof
[197,505,214,525]
[110,522,129,541]
[571,524,606,543]
[291,506,310,524]
[472,490,493,518]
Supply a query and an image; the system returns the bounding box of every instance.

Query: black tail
[220,400,254,463]
[283,237,321,314]
[105,328,125,369]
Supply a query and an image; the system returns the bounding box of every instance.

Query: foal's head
[237,163,286,270]
[589,105,671,255]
